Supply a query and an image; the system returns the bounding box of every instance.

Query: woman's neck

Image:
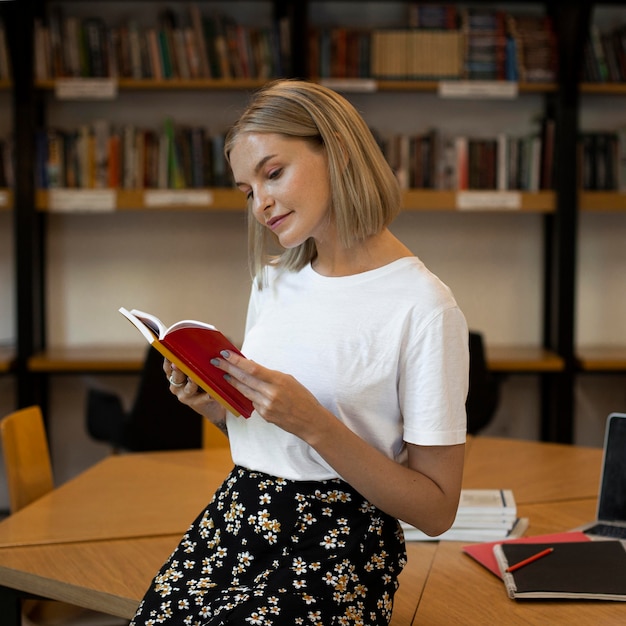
[311,229,413,277]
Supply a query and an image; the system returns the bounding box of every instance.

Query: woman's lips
[267,213,291,230]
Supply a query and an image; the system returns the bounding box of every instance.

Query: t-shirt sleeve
[400,305,469,446]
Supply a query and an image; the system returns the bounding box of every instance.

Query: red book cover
[120,307,254,418]
[463,531,590,578]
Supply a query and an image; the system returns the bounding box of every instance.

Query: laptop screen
[597,413,626,523]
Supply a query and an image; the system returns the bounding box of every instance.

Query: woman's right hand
[163,359,227,427]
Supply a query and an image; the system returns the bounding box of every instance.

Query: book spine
[147,29,163,80]
[189,3,211,78]
[92,119,109,188]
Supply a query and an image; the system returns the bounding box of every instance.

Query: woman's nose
[252,188,273,216]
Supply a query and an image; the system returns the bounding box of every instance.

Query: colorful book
[119,307,254,418]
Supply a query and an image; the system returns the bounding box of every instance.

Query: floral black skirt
[130,465,407,625]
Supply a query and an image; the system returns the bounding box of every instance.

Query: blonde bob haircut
[224,79,401,285]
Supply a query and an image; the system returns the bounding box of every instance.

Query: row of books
[34,4,291,81]
[583,24,626,83]
[579,130,626,192]
[382,122,555,192]
[35,121,229,191]
[401,489,528,543]
[33,121,551,194]
[463,9,510,82]
[26,121,626,194]
[309,10,556,82]
[408,3,459,30]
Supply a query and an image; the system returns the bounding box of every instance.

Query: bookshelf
[6,1,623,446]
[575,3,626,383]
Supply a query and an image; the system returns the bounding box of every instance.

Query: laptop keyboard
[586,523,626,539]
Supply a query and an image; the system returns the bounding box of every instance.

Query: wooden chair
[0,406,127,626]
[0,406,54,514]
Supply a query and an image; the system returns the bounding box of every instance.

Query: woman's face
[229,132,334,249]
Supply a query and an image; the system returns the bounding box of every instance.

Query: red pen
[505,547,554,573]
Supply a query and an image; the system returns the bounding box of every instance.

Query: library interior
[0,1,626,624]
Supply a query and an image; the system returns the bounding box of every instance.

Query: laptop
[578,412,626,540]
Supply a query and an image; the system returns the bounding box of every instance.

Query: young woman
[131,79,468,625]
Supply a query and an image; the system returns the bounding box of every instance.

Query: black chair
[466,331,500,435]
[86,346,202,451]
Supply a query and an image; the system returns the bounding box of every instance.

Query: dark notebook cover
[494,541,626,600]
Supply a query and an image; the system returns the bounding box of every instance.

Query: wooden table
[0,437,622,625]
[0,448,233,547]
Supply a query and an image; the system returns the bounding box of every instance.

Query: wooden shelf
[579,191,626,212]
[35,188,554,213]
[402,190,554,212]
[580,82,626,95]
[116,188,246,211]
[0,346,16,373]
[35,78,558,94]
[25,344,564,375]
[376,80,557,94]
[577,346,626,372]
[36,78,267,91]
[25,345,593,375]
[486,346,564,373]
[28,345,146,373]
[35,188,247,212]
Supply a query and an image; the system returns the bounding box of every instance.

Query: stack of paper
[401,489,528,542]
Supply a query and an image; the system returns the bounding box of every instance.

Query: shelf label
[319,78,378,93]
[144,190,213,207]
[456,191,522,211]
[48,189,116,212]
[55,78,119,100]
[439,81,518,100]
[0,190,7,207]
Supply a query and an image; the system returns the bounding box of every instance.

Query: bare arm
[308,414,464,534]
[212,351,465,535]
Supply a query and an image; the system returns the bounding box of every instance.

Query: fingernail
[220,350,231,359]
[210,358,220,366]
[223,373,232,381]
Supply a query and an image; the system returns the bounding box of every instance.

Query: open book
[119,307,254,418]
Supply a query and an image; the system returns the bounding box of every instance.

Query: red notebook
[463,531,590,578]
[120,307,254,418]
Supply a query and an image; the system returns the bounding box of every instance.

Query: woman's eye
[268,168,282,180]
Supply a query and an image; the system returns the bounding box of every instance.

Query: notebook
[577,412,626,540]
[493,540,626,600]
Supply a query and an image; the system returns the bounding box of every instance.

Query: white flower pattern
[131,467,406,625]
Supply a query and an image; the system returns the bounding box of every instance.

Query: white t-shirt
[226,257,468,481]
